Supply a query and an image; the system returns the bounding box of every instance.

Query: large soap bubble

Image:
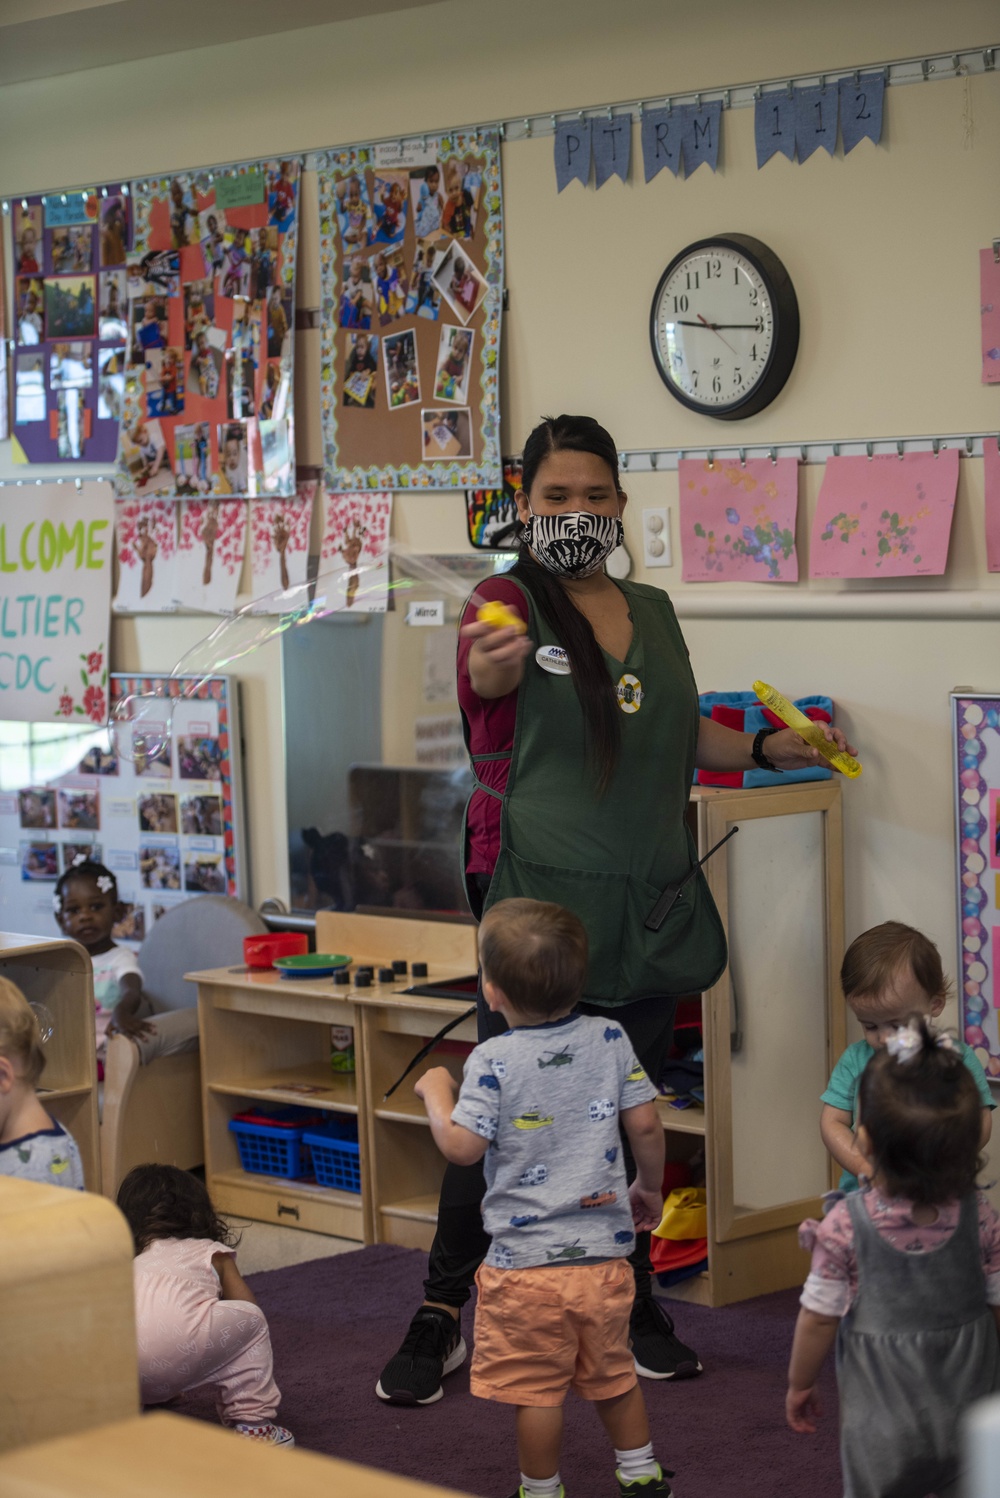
[108,541,514,766]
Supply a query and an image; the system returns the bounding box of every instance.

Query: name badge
[617,674,643,713]
[535,644,571,676]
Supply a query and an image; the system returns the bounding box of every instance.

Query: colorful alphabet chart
[8,184,131,465]
[0,673,245,946]
[953,693,1000,1081]
[115,160,300,501]
[317,129,503,491]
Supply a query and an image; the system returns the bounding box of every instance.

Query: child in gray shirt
[417,898,674,1498]
[0,976,84,1190]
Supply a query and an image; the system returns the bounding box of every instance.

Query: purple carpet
[176,1244,842,1497]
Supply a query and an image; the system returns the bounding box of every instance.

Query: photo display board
[8,185,132,464]
[0,673,245,948]
[953,692,1000,1081]
[318,129,503,491]
[115,160,300,501]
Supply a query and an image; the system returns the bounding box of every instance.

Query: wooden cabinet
[192,781,844,1306]
[0,934,100,1192]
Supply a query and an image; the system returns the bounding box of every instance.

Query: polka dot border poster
[953,693,1000,1081]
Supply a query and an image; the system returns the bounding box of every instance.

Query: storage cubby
[0,935,100,1192]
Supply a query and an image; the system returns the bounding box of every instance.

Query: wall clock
[649,234,799,420]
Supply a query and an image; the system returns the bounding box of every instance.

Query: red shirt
[457,575,530,875]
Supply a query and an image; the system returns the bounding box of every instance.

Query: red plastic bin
[243,932,309,969]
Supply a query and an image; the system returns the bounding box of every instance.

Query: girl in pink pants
[117,1164,293,1446]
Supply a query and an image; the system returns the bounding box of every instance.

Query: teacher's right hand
[461,617,534,670]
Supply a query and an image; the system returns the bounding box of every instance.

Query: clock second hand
[695,312,738,357]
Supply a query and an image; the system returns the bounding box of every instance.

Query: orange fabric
[471,1259,637,1406]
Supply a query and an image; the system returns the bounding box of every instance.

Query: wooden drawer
[210,1171,365,1240]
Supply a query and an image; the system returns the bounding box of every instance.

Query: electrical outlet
[642,506,671,568]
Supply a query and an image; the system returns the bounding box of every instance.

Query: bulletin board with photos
[318,128,504,492]
[7,185,132,464]
[0,673,245,948]
[114,160,300,502]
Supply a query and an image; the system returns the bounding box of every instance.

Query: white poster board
[0,673,245,948]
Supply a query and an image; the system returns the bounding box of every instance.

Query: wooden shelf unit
[192,785,843,1306]
[0,934,100,1192]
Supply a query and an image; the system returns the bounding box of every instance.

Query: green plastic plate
[274,953,352,978]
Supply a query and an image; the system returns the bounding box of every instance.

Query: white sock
[520,1472,562,1498]
[615,1443,659,1482]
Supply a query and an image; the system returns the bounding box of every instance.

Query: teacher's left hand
[765,724,858,774]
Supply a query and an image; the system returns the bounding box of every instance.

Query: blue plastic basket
[302,1118,362,1194]
[229,1107,324,1179]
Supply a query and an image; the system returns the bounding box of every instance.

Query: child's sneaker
[231,1421,295,1446]
[616,1466,674,1498]
[508,1488,567,1498]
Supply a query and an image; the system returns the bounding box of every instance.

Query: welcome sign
[0,482,114,721]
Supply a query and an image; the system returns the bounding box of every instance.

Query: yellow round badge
[617,674,643,713]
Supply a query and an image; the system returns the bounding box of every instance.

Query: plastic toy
[753,680,862,778]
[476,599,528,634]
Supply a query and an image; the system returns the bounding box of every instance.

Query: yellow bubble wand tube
[753,681,862,779]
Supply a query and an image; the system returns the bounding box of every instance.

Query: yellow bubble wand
[753,681,862,778]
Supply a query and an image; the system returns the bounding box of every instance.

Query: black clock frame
[649,233,799,421]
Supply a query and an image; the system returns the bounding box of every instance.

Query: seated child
[54,859,198,1082]
[0,976,84,1189]
[821,920,994,1192]
[414,898,674,1498]
[117,1164,293,1445]
[789,1016,1000,1494]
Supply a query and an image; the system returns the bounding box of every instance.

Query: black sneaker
[629,1296,702,1379]
[616,1466,674,1498]
[375,1306,467,1405]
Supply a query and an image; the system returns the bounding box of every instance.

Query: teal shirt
[822,1038,996,1192]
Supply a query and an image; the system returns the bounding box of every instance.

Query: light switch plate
[642,506,671,568]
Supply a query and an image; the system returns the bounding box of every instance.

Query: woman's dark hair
[858,1016,982,1206]
[54,858,118,911]
[513,414,624,794]
[116,1163,239,1255]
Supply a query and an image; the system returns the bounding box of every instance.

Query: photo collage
[0,676,243,948]
[11,187,132,463]
[115,161,299,501]
[320,130,503,490]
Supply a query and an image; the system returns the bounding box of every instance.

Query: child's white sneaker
[231,1421,295,1447]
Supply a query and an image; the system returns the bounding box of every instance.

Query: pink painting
[809,451,959,579]
[319,491,393,612]
[981,248,1000,385]
[113,497,178,612]
[249,481,315,610]
[985,440,1000,573]
[174,499,248,614]
[679,457,799,583]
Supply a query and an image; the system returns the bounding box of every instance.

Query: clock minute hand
[695,312,738,357]
[675,321,763,331]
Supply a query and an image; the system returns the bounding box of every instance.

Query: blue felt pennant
[554,119,593,190]
[680,101,722,174]
[838,73,885,154]
[641,108,683,181]
[794,85,838,161]
[593,116,631,187]
[754,91,796,167]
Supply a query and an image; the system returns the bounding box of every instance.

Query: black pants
[422,973,679,1310]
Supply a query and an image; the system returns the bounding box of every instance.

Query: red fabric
[649,1236,709,1271]
[457,576,529,876]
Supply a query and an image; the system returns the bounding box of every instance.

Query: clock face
[649,234,799,421]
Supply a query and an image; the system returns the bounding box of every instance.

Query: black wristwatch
[751,726,782,773]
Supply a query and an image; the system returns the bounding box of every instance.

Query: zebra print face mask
[524,509,624,578]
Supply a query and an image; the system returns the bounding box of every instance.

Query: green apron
[464,576,728,1006]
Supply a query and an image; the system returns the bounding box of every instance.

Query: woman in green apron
[376,414,856,1409]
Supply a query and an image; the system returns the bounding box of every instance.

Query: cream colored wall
[1,0,998,1002]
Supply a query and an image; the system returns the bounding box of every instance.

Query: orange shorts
[471,1258,637,1406]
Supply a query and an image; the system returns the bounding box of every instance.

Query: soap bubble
[30,1001,56,1045]
[108,541,515,764]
